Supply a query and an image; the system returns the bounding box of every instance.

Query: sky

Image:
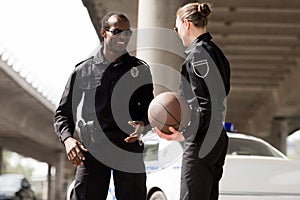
[0,0,99,177]
[0,0,99,104]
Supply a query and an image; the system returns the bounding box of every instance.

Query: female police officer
[154,2,231,200]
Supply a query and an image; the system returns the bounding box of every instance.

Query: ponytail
[198,3,211,17]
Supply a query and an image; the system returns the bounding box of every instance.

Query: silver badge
[130,67,139,78]
[192,59,209,78]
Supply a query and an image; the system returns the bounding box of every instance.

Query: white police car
[67,131,300,200]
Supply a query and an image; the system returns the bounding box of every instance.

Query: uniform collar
[184,32,213,55]
[93,46,130,65]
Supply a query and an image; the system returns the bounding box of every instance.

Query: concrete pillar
[136,0,187,96]
[269,117,289,154]
[47,164,52,200]
[54,151,66,200]
[0,146,3,174]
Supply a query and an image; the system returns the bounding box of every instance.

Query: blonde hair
[176,2,211,28]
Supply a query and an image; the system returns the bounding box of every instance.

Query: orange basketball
[148,92,191,135]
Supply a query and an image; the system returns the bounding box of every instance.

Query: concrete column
[269,117,289,154]
[136,0,187,96]
[0,146,3,174]
[47,164,52,200]
[54,151,66,200]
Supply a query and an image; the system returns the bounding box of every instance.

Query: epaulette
[134,57,150,69]
[74,56,94,68]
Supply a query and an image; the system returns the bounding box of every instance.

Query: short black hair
[101,12,130,30]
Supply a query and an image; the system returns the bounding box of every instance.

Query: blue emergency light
[224,122,234,132]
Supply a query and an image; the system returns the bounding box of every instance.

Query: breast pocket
[80,76,107,116]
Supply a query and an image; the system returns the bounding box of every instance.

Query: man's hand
[125,121,144,143]
[64,137,88,166]
[153,127,185,142]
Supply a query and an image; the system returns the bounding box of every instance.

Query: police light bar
[223,122,234,132]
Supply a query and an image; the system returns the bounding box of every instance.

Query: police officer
[54,12,154,200]
[154,2,230,200]
[15,178,36,200]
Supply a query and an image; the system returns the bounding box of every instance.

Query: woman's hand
[153,127,185,142]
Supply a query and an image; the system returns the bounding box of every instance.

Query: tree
[2,149,34,179]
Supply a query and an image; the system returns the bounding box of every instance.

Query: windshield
[227,138,283,158]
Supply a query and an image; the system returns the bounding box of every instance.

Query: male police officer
[54,12,154,200]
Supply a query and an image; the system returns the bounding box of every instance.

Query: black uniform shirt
[180,32,231,140]
[54,47,154,143]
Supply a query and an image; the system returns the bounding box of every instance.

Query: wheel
[149,190,167,200]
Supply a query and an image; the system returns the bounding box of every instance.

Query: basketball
[148,92,191,135]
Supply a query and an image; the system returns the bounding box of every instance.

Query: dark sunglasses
[174,27,178,33]
[105,28,133,37]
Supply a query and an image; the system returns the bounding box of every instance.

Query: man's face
[102,15,132,53]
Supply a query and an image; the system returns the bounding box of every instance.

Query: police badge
[130,67,139,78]
[192,59,209,78]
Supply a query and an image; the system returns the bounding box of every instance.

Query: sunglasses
[174,27,178,33]
[105,28,133,37]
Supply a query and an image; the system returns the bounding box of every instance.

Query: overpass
[0,55,74,200]
[0,1,300,200]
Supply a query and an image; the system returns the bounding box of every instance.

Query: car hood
[220,156,300,195]
[0,187,16,197]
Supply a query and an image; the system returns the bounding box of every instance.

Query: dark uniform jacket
[54,47,154,144]
[180,32,231,142]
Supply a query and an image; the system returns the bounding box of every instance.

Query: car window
[227,138,282,158]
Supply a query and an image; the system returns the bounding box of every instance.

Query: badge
[130,67,139,78]
[192,59,209,78]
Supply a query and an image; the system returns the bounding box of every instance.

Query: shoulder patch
[192,59,209,78]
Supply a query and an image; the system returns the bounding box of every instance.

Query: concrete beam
[210,22,300,36]
[0,101,59,149]
[230,64,293,71]
[228,55,296,65]
[211,8,300,24]
[0,59,55,112]
[212,0,300,9]
[214,35,300,47]
[223,46,300,57]
[0,136,58,165]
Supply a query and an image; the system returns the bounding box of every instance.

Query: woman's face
[175,16,190,47]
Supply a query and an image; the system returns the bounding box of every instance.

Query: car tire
[149,190,167,200]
